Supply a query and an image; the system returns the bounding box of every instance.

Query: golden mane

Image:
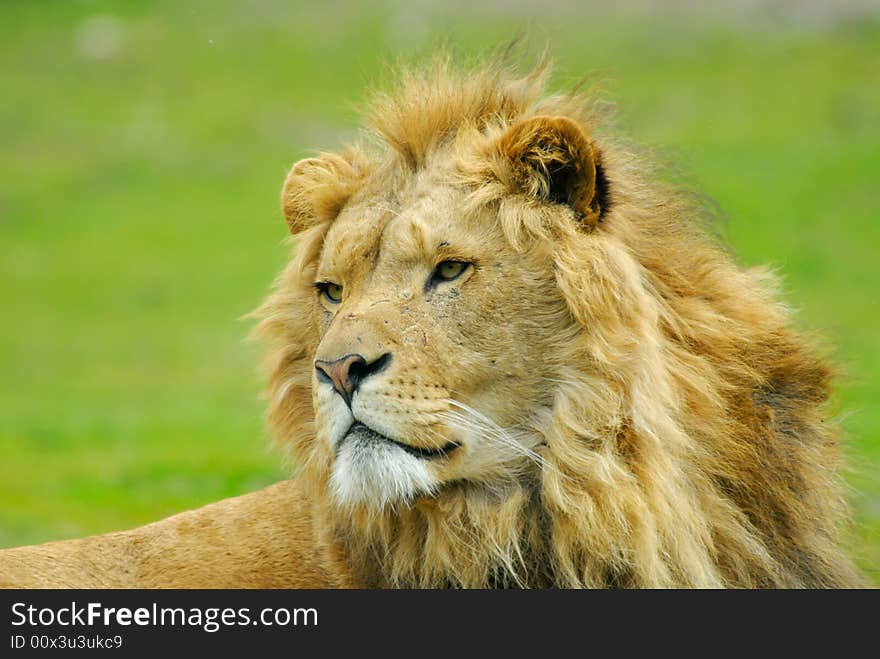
[254,55,862,588]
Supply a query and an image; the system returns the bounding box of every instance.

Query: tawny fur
[0,54,863,589]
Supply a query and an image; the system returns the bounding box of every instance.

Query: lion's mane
[255,56,861,588]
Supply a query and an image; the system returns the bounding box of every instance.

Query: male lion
[0,56,864,588]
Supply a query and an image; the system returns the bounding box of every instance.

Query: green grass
[1,1,877,582]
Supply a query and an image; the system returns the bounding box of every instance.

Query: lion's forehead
[320,181,477,283]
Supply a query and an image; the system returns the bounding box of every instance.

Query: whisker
[444,400,548,467]
[440,398,574,486]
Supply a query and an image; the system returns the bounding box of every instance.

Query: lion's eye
[432,260,469,283]
[316,282,343,303]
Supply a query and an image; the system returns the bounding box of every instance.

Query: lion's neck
[320,481,554,588]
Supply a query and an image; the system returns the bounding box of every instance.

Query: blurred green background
[1,0,877,583]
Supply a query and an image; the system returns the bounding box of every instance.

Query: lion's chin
[329,430,440,510]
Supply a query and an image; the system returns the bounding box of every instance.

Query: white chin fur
[330,434,438,509]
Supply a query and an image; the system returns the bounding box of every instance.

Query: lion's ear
[494,115,608,229]
[281,151,368,234]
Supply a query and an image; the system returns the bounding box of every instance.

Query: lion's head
[255,55,861,588]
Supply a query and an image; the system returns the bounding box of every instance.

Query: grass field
[1,1,877,582]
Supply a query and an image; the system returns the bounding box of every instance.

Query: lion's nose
[314,353,392,406]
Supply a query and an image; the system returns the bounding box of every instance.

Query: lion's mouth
[344,422,460,460]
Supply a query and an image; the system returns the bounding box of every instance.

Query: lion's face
[311,167,568,508]
[270,111,609,512]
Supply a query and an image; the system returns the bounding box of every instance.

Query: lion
[0,54,864,588]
